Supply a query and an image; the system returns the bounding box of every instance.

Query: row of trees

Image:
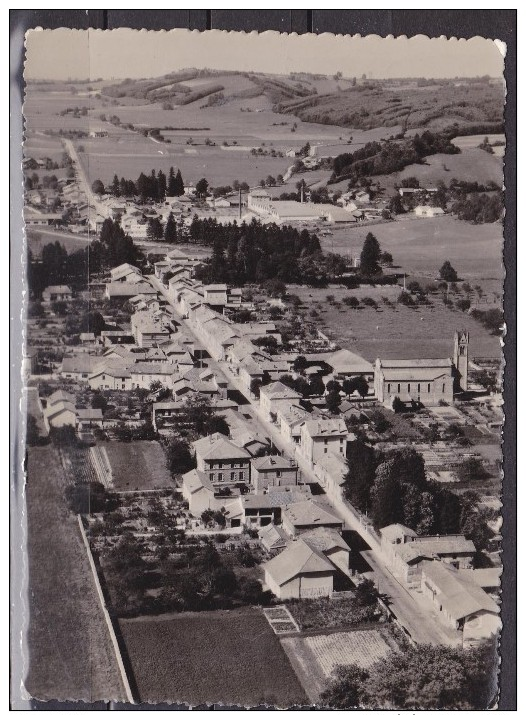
[92,166,185,201]
[344,442,493,552]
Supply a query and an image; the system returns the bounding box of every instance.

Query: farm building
[374,357,455,407]
[263,538,336,599]
[414,205,445,218]
[42,398,76,432]
[258,523,288,553]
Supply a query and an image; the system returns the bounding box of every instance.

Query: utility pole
[239,187,242,221]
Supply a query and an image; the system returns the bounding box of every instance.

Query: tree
[325,390,342,413]
[195,178,209,198]
[147,217,164,241]
[250,378,262,398]
[157,169,167,200]
[321,664,369,709]
[343,439,377,512]
[165,438,195,476]
[359,233,382,276]
[91,392,108,412]
[207,415,230,436]
[293,355,308,374]
[92,179,105,195]
[111,174,120,196]
[362,643,496,710]
[164,212,177,243]
[439,260,459,282]
[309,374,325,396]
[388,194,405,214]
[326,379,341,394]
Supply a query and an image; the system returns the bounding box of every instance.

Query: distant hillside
[102,71,504,133]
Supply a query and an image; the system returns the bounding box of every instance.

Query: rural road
[148,274,457,647]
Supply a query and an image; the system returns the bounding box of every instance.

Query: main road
[148,274,461,647]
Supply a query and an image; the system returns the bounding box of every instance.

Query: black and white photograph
[13,23,511,709]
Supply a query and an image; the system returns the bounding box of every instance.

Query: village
[27,225,503,647]
[20,53,506,707]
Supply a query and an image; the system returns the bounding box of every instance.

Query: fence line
[77,515,135,703]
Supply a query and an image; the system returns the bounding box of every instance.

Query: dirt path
[24,445,125,703]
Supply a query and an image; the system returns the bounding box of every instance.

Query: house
[181,468,237,516]
[374,358,455,408]
[299,418,348,466]
[414,205,445,218]
[105,283,157,300]
[380,524,476,587]
[42,399,76,432]
[60,355,99,381]
[259,382,301,423]
[42,285,72,303]
[251,455,298,494]
[109,263,142,282]
[192,432,251,487]
[263,538,337,600]
[420,561,500,640]
[276,402,309,445]
[76,408,103,430]
[324,349,374,384]
[46,389,75,408]
[131,312,171,348]
[281,500,343,537]
[88,364,133,391]
[227,489,309,529]
[129,363,177,389]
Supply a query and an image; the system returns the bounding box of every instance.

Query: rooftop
[422,561,500,620]
[193,433,250,461]
[283,500,342,528]
[263,539,335,586]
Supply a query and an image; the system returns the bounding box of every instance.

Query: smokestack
[300,184,304,203]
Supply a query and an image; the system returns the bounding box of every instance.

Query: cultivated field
[119,608,307,706]
[281,627,394,702]
[304,629,392,678]
[25,445,124,701]
[104,440,173,491]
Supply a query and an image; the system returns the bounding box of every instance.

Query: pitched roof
[43,285,72,294]
[76,408,103,420]
[264,539,336,586]
[395,535,476,564]
[303,418,348,437]
[44,400,76,419]
[259,523,288,551]
[193,433,250,461]
[260,382,301,400]
[380,523,418,541]
[283,500,342,528]
[47,389,75,406]
[181,468,214,494]
[61,356,100,374]
[422,562,500,620]
[325,348,374,373]
[241,489,308,510]
[300,527,350,553]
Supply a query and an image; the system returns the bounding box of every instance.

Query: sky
[24,29,505,81]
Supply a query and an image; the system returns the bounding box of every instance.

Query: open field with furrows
[290,285,501,361]
[25,445,124,702]
[103,440,173,491]
[281,627,394,702]
[319,215,504,283]
[304,629,392,678]
[119,609,307,706]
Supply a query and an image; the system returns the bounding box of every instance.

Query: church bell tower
[453,331,469,392]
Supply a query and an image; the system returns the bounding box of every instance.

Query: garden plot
[263,605,300,634]
[304,630,392,678]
